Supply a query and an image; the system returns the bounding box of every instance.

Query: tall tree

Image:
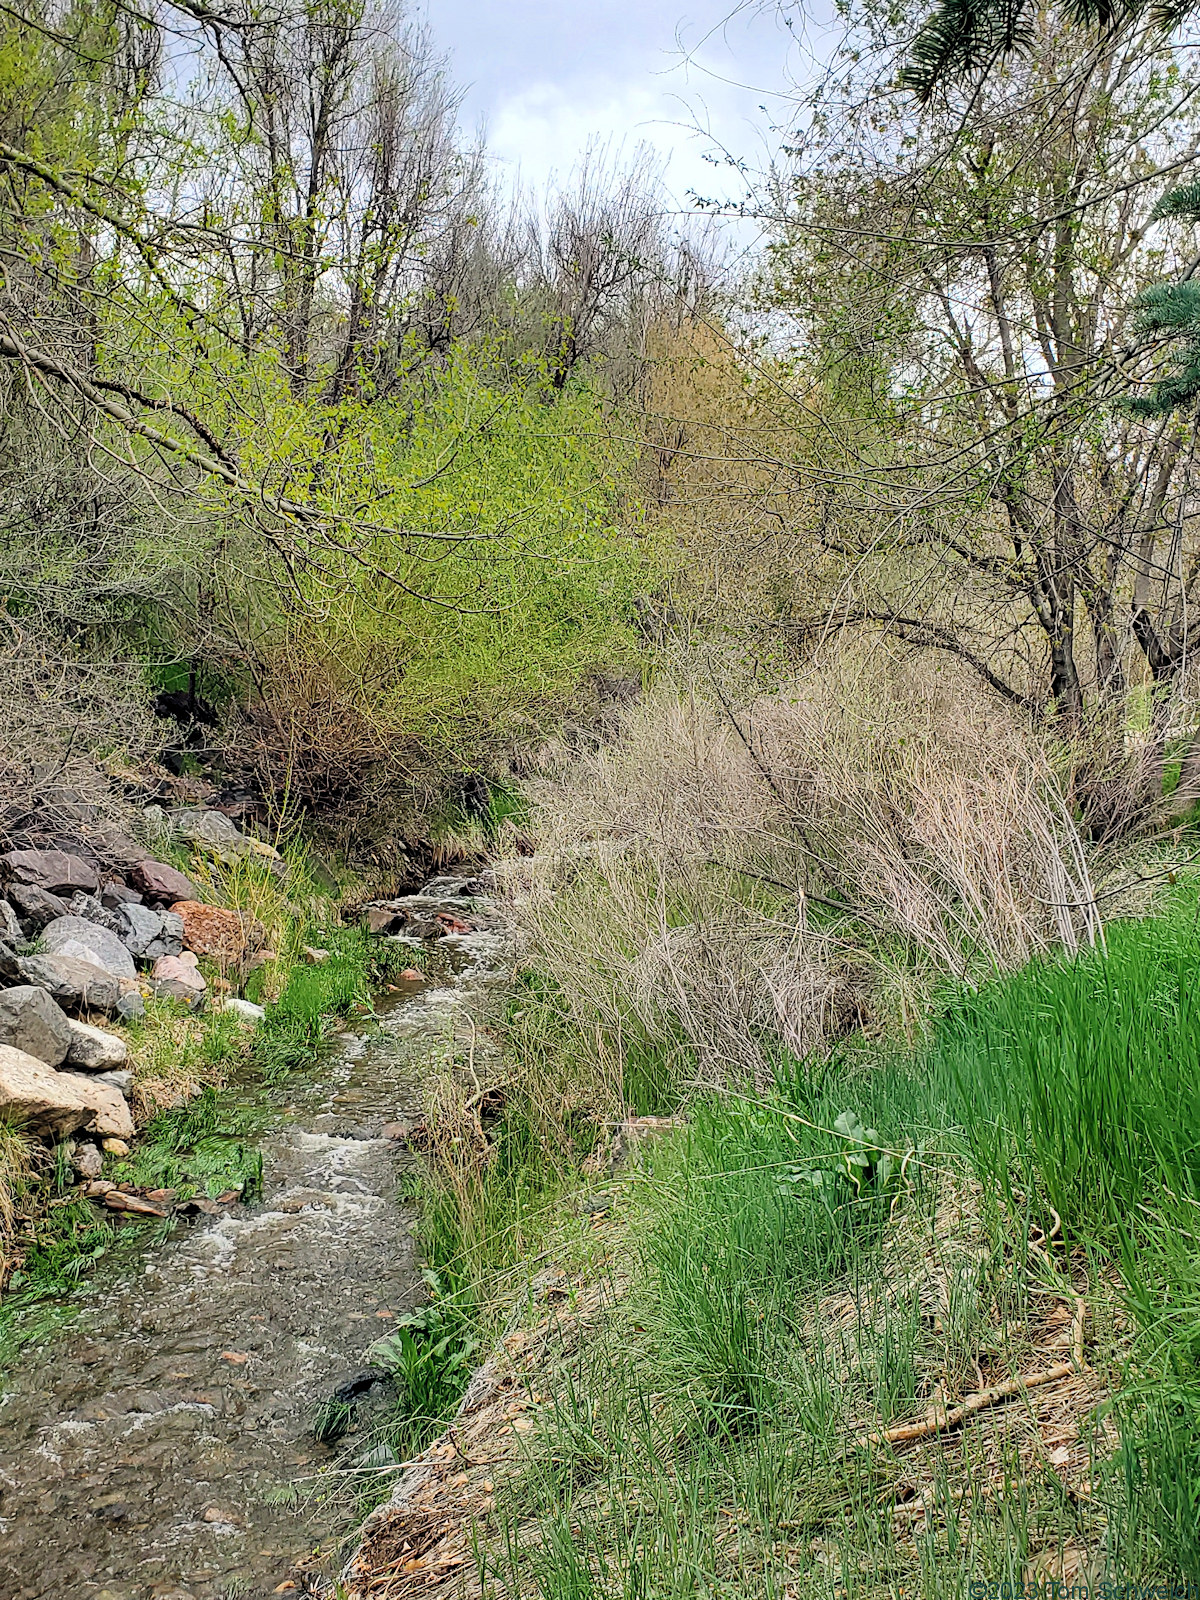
[758,6,1200,834]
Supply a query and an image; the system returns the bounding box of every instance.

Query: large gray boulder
[173,809,245,850]
[40,916,137,982]
[155,910,185,958]
[1,849,99,896]
[113,903,183,962]
[65,1018,128,1071]
[0,986,72,1066]
[14,953,122,1014]
[0,1044,134,1139]
[170,810,283,871]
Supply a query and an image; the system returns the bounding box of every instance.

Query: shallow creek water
[0,876,508,1600]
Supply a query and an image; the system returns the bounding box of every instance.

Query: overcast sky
[420,0,823,212]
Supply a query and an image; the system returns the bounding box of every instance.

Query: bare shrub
[504,690,841,1097]
[505,656,1098,1103]
[751,656,1101,971]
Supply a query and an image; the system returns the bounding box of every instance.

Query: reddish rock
[149,952,207,1009]
[1,850,98,896]
[435,911,473,935]
[172,901,263,963]
[130,859,198,904]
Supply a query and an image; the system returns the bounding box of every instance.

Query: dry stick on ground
[856,1297,1087,1450]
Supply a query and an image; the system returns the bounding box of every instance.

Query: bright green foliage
[247,931,373,1078]
[638,1062,937,1426]
[370,1281,479,1449]
[783,1107,916,1213]
[7,1196,117,1296]
[235,348,653,778]
[112,1087,265,1202]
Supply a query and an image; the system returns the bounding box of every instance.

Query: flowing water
[0,875,507,1600]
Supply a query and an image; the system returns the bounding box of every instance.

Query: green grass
[433,886,1200,1594]
[110,1085,265,1200]
[914,891,1200,1578]
[419,1096,580,1326]
[926,893,1200,1237]
[247,924,415,1078]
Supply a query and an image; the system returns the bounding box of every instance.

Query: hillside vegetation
[4,0,1200,1593]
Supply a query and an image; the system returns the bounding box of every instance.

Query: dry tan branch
[1072,1294,1087,1370]
[858,1363,1073,1448]
[857,1298,1087,1449]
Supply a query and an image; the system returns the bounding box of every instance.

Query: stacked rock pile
[0,812,274,1156]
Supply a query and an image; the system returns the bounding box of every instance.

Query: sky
[419,0,824,214]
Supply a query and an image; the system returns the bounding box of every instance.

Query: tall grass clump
[111,1086,266,1201]
[751,655,1101,969]
[928,888,1200,1237]
[633,1052,943,1427]
[248,927,376,1079]
[910,887,1200,1578]
[418,1068,581,1329]
[0,1125,36,1286]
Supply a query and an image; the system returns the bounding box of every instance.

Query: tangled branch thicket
[0,624,158,843]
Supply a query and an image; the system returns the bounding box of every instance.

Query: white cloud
[484,75,750,210]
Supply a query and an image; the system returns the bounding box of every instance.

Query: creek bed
[0,876,507,1600]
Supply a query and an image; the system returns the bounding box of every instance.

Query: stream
[0,874,508,1600]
